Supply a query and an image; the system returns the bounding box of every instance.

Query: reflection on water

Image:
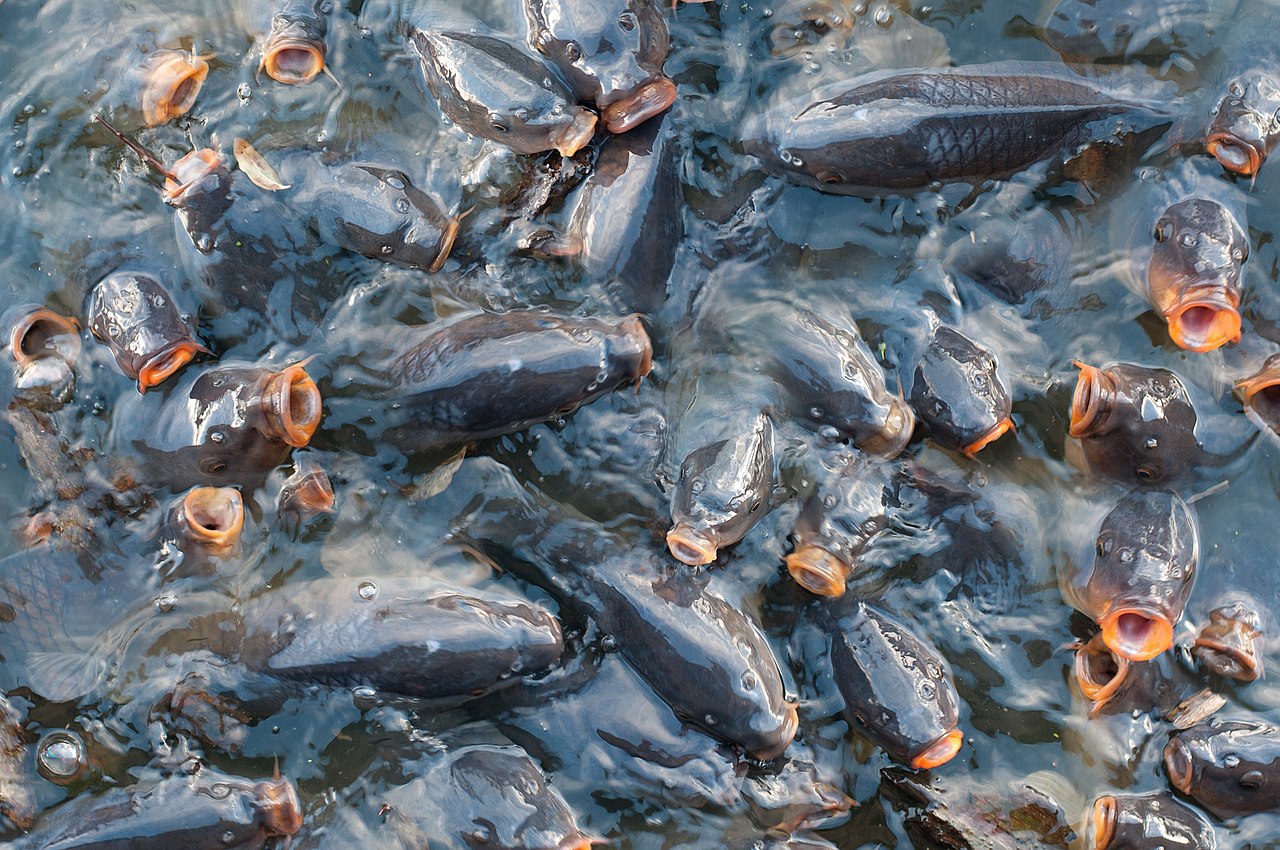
[3,0,1280,846]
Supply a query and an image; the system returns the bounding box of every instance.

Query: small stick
[91,114,177,181]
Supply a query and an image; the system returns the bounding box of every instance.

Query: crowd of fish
[5,0,1280,847]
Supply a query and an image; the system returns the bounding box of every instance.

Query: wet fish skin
[909,324,1012,455]
[110,361,321,490]
[1087,792,1216,850]
[87,270,207,393]
[786,449,894,598]
[667,409,775,566]
[379,744,590,850]
[277,152,458,271]
[236,577,563,700]
[406,28,598,157]
[1069,362,1203,485]
[744,61,1177,195]
[0,694,35,831]
[12,768,301,850]
[822,597,962,769]
[1164,719,1280,818]
[1043,0,1238,62]
[1065,490,1197,662]
[523,0,676,132]
[349,311,651,454]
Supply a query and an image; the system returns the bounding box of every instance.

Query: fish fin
[24,649,109,702]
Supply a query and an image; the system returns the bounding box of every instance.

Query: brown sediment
[136,340,209,393]
[667,523,717,566]
[8,309,80,369]
[962,416,1015,456]
[261,38,325,86]
[600,77,678,134]
[1069,361,1115,439]
[1165,296,1241,353]
[1073,633,1130,717]
[553,110,599,158]
[749,701,799,761]
[1163,737,1194,794]
[258,360,322,448]
[1089,796,1118,850]
[1207,131,1263,177]
[254,776,303,837]
[910,728,963,770]
[141,50,210,126]
[785,544,849,597]
[1098,607,1173,662]
[164,148,224,200]
[179,487,244,549]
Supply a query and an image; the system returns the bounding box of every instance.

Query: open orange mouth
[260,360,322,447]
[1207,131,1263,176]
[1165,298,1241,353]
[1089,796,1117,850]
[910,728,963,770]
[666,523,717,566]
[1069,361,1113,439]
[261,38,325,85]
[1098,607,1173,661]
[137,340,209,393]
[784,544,849,597]
[180,486,244,549]
[142,50,210,126]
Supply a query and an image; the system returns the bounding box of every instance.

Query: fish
[744,61,1178,195]
[239,0,331,85]
[1085,792,1217,850]
[1204,14,1280,176]
[1069,362,1203,484]
[234,577,563,700]
[275,150,460,271]
[87,270,209,392]
[165,486,245,572]
[11,768,301,850]
[785,448,894,598]
[330,310,650,454]
[1060,490,1198,662]
[3,304,81,403]
[1073,632,1175,718]
[523,0,677,133]
[820,597,963,769]
[1236,353,1280,435]
[908,324,1014,455]
[276,456,335,537]
[153,670,252,755]
[0,695,35,831]
[1192,599,1265,682]
[137,48,210,125]
[443,457,799,759]
[1165,719,1280,818]
[405,27,598,157]
[377,744,591,850]
[666,409,775,566]
[1042,0,1238,62]
[109,360,322,490]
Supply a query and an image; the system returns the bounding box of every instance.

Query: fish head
[4,305,80,403]
[1165,721,1280,818]
[910,325,1013,455]
[1073,632,1131,716]
[261,7,329,85]
[1148,198,1245,352]
[1193,600,1265,682]
[446,748,587,849]
[88,270,206,392]
[176,486,245,552]
[141,49,209,126]
[253,775,303,837]
[1235,352,1280,434]
[1043,0,1140,60]
[1207,69,1280,176]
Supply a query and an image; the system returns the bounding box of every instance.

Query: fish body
[1165,719,1280,817]
[1205,10,1280,176]
[745,61,1177,195]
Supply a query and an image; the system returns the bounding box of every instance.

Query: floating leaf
[233,138,290,190]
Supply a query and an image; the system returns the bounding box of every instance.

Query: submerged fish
[1043,0,1238,62]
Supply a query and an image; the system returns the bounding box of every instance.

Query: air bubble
[38,731,86,783]
[358,580,378,599]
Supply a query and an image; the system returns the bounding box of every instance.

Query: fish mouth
[1207,131,1264,176]
[784,544,849,597]
[180,486,244,549]
[8,308,81,368]
[1163,737,1194,795]
[164,148,224,200]
[254,777,303,837]
[1193,635,1263,681]
[1073,633,1129,717]
[666,522,717,566]
[259,360,322,447]
[137,340,209,393]
[1069,361,1115,439]
[142,50,210,126]
[861,397,916,459]
[1165,294,1241,353]
[1098,607,1173,661]
[1088,796,1118,850]
[617,316,654,380]
[261,37,325,85]
[599,77,677,134]
[1236,361,1280,427]
[283,464,336,516]
[428,213,462,273]
[910,728,963,770]
[962,416,1015,456]
[749,701,799,761]
[552,109,599,157]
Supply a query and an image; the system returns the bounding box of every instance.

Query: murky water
[3,0,1280,847]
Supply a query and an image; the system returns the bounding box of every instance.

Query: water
[2,0,1280,846]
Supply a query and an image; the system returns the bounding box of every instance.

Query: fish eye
[619,11,637,31]
[1135,465,1158,480]
[817,170,843,185]
[564,41,583,62]
[202,459,228,475]
[1095,534,1113,558]
[1230,80,1246,98]
[1153,221,1172,242]
[1241,770,1265,790]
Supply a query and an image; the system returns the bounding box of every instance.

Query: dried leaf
[1166,688,1227,730]
[402,448,467,501]
[233,138,290,191]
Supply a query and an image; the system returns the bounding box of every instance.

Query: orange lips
[137,340,209,393]
[261,39,325,85]
[1207,132,1263,177]
[784,544,849,597]
[1069,361,1113,439]
[179,487,244,550]
[666,523,717,566]
[259,361,323,448]
[600,77,677,134]
[1097,607,1173,662]
[910,728,963,770]
[141,50,210,126]
[962,416,1015,456]
[1165,299,1241,353]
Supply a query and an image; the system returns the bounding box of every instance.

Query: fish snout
[142,50,210,126]
[1098,606,1174,661]
[1164,290,1242,353]
[909,728,963,770]
[1164,736,1195,794]
[599,77,677,134]
[785,545,850,597]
